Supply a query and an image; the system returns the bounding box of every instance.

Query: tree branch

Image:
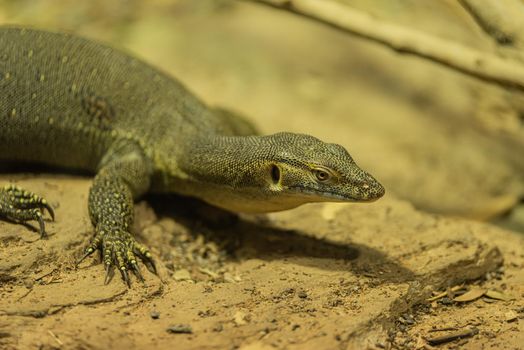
[247,0,524,92]
[458,0,524,48]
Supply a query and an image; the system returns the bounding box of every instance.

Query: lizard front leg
[0,184,54,237]
[79,142,155,286]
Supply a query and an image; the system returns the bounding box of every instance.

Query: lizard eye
[313,169,330,182]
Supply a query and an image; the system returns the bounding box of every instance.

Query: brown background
[0,1,523,349]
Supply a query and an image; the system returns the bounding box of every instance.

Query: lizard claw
[104,263,115,285]
[42,201,55,221]
[130,262,145,283]
[147,260,157,275]
[120,268,131,288]
[77,248,95,265]
[76,233,103,265]
[37,214,47,238]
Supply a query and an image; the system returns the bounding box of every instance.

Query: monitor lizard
[0,27,385,286]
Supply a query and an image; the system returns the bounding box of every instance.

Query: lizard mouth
[287,185,371,202]
[288,185,385,202]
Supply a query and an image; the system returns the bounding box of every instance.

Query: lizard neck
[168,134,284,212]
[180,134,268,187]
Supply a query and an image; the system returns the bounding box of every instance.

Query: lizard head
[176,132,384,213]
[254,132,385,209]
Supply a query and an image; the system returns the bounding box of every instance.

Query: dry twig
[459,0,524,47]
[247,0,524,92]
[426,327,479,345]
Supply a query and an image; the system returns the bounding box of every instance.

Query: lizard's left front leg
[79,143,154,286]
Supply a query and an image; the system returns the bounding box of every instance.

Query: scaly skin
[0,27,385,286]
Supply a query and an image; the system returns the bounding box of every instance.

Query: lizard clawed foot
[77,228,156,287]
[0,184,55,238]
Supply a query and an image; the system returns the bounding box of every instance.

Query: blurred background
[1,0,523,232]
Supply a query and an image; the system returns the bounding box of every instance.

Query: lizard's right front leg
[0,184,54,237]
[79,144,155,286]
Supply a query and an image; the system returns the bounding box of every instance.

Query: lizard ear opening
[270,164,281,184]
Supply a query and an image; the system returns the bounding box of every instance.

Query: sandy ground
[0,176,523,349]
[1,0,524,349]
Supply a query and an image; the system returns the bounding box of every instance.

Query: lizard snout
[353,176,385,202]
[363,180,385,200]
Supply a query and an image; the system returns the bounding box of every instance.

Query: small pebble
[404,314,415,325]
[440,297,453,305]
[167,324,192,334]
[150,311,160,319]
[505,310,518,322]
[212,323,223,332]
[173,269,192,281]
[234,311,249,326]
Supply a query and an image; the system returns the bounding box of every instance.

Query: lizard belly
[0,113,110,171]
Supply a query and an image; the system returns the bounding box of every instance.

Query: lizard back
[0,27,221,172]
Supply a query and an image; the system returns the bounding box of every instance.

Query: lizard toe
[133,241,157,274]
[77,232,103,265]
